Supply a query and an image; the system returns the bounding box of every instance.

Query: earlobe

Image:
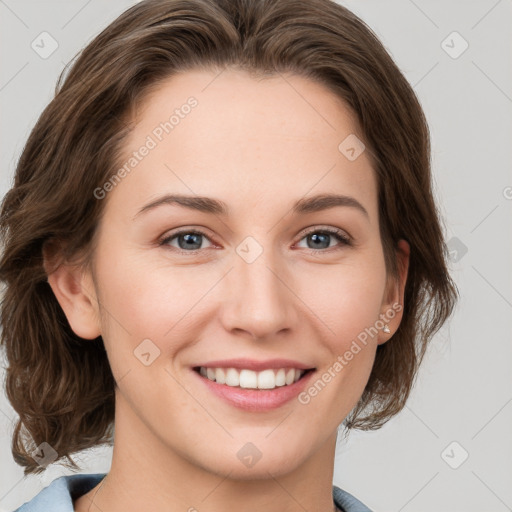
[378,239,410,345]
[43,242,101,340]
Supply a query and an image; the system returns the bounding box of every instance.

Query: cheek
[94,250,215,353]
[92,264,208,402]
[295,255,387,343]
[293,265,386,423]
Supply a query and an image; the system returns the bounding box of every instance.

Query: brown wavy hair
[0,0,457,475]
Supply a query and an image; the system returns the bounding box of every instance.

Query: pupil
[180,233,201,250]
[309,233,329,249]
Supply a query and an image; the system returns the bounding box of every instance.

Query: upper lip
[193,358,315,372]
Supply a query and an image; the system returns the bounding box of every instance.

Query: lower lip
[193,369,315,412]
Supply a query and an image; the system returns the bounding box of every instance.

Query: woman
[0,0,457,511]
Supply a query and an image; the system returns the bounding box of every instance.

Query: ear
[377,239,410,345]
[43,240,101,340]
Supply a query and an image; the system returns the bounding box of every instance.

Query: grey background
[1,1,511,511]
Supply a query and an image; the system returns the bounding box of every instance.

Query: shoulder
[12,473,107,512]
[333,485,373,512]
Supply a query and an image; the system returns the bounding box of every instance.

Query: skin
[46,69,409,512]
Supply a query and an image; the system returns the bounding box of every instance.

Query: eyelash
[158,227,352,255]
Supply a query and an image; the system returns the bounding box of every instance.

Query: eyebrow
[134,193,369,219]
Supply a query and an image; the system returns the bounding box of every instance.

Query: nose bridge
[221,238,297,338]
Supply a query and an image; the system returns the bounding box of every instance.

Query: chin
[194,439,307,480]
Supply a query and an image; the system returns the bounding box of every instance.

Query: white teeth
[197,366,307,389]
[240,369,257,389]
[275,368,286,386]
[215,368,226,384]
[225,368,240,387]
[257,369,276,389]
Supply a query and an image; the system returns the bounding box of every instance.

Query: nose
[219,244,298,340]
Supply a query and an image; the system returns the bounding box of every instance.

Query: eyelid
[158,227,217,249]
[295,225,352,246]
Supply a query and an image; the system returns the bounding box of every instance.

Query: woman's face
[62,69,408,479]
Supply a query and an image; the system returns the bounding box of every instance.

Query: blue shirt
[12,473,373,512]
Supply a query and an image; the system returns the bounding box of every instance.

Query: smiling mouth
[193,366,315,390]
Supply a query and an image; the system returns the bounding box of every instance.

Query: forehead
[108,69,378,222]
